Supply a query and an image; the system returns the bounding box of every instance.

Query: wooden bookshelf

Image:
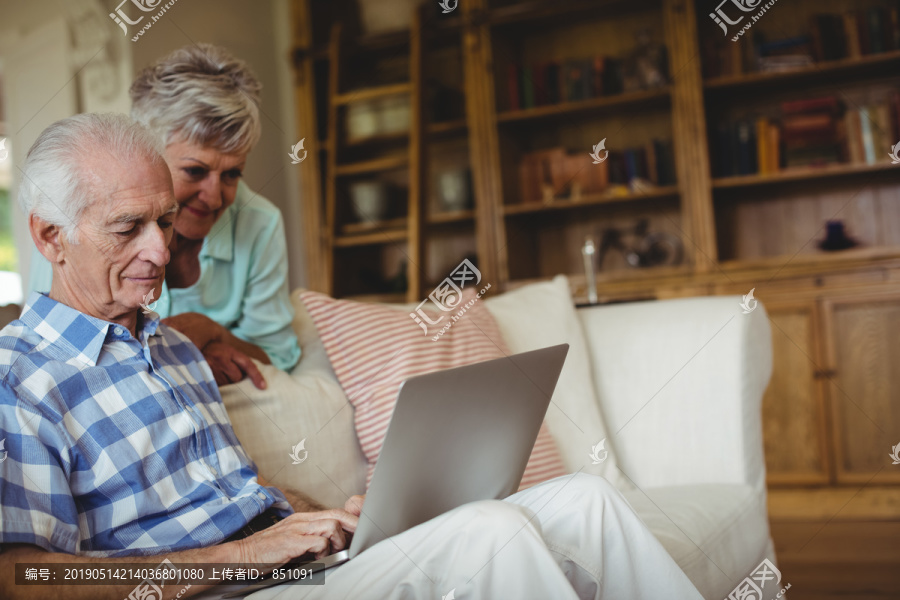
[292,0,900,496]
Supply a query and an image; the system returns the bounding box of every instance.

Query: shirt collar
[200,180,248,263]
[19,292,162,366]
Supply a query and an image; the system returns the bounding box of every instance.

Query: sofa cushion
[622,483,770,599]
[300,288,567,491]
[218,291,367,509]
[484,275,633,492]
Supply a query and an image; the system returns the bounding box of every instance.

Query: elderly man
[0,114,703,600]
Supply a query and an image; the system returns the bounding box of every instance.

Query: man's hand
[203,341,267,389]
[344,495,366,517]
[236,509,360,566]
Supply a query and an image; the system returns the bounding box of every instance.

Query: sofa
[219,275,776,599]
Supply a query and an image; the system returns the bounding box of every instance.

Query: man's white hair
[18,112,166,243]
[129,43,262,155]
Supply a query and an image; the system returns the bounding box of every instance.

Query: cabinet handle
[813,369,837,379]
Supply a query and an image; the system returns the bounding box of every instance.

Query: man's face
[52,157,177,322]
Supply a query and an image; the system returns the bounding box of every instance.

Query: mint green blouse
[27,182,301,371]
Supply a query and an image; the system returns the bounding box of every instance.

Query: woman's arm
[161,312,268,389]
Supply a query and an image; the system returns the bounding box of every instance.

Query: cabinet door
[762,301,832,485]
[822,292,900,485]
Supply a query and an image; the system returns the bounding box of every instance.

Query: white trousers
[209,473,703,600]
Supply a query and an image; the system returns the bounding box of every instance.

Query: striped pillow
[300,289,567,491]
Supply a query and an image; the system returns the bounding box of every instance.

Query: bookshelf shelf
[503,185,679,216]
[334,82,412,105]
[713,162,900,190]
[333,228,408,248]
[705,50,900,94]
[427,119,468,136]
[488,0,655,28]
[497,88,670,124]
[427,209,476,224]
[340,217,408,235]
[334,154,409,176]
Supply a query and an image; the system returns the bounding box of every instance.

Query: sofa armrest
[576,296,772,498]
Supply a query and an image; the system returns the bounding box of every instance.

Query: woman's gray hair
[18,113,166,243]
[130,43,263,155]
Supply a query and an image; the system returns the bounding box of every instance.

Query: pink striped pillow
[300,289,567,491]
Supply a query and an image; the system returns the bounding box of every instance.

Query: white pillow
[219,291,368,509]
[485,275,634,492]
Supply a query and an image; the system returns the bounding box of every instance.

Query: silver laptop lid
[348,343,569,557]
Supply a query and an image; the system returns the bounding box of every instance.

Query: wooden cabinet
[761,287,900,487]
[822,291,900,485]
[763,300,831,486]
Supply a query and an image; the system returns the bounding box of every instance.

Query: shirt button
[256,491,266,500]
[209,465,219,476]
[114,327,124,336]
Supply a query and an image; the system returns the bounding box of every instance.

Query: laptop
[223,343,569,598]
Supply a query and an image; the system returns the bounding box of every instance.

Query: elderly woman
[28,44,300,387]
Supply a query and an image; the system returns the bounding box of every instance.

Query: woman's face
[163,140,247,240]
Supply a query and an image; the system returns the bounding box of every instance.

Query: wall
[0,0,307,290]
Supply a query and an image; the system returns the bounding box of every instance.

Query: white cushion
[484,275,633,492]
[622,484,770,599]
[219,291,367,508]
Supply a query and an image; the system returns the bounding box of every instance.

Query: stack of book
[713,92,900,178]
[810,7,900,60]
[507,58,622,111]
[702,5,900,79]
[845,92,900,165]
[517,141,675,203]
[780,97,844,169]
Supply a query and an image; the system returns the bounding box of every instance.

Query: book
[843,12,862,59]
[507,63,520,111]
[756,117,770,175]
[844,108,864,164]
[592,57,604,97]
[546,61,561,105]
[520,65,535,109]
[781,97,840,115]
[859,106,876,164]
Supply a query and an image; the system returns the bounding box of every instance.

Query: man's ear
[29,214,66,264]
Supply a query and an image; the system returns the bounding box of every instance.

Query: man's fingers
[344,495,365,516]
[290,509,359,534]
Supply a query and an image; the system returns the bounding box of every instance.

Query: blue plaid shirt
[0,293,292,557]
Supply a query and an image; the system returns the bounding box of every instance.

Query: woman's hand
[162,312,224,349]
[203,341,267,389]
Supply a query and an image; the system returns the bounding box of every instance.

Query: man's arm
[0,506,359,600]
[256,475,326,512]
